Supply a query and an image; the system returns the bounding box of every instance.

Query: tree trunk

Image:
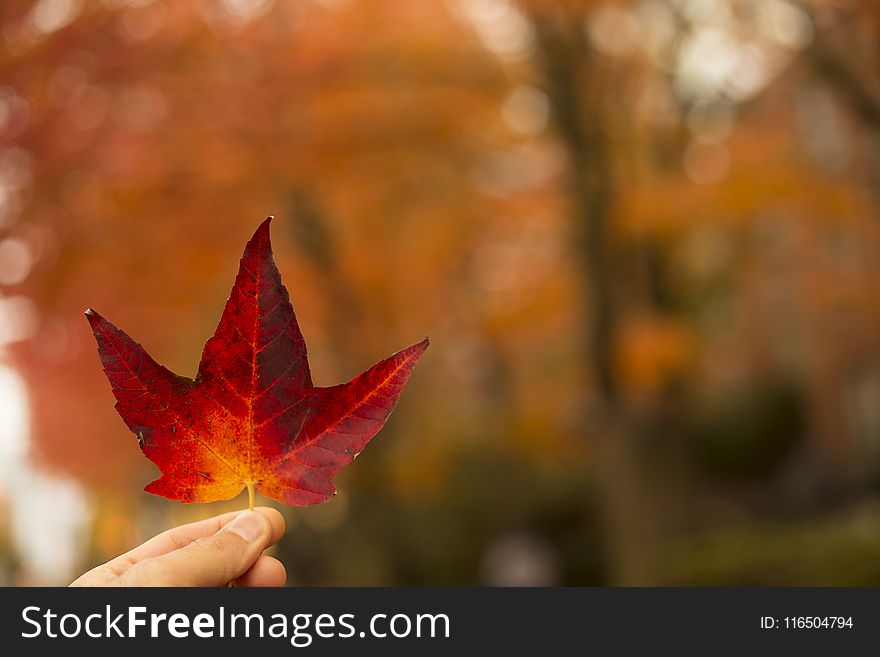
[529,8,666,585]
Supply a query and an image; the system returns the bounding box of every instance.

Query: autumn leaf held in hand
[86,217,428,507]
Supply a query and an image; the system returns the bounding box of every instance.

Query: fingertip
[253,506,286,545]
[238,555,287,587]
[220,510,272,545]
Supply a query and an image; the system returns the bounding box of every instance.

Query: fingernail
[222,511,264,542]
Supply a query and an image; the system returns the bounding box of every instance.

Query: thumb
[127,510,274,586]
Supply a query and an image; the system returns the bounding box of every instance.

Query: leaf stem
[229,482,256,587]
[246,481,255,510]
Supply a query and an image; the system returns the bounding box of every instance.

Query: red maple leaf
[86,217,427,507]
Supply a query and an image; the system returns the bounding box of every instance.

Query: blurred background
[1,0,880,586]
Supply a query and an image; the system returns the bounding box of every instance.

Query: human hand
[70,507,286,587]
